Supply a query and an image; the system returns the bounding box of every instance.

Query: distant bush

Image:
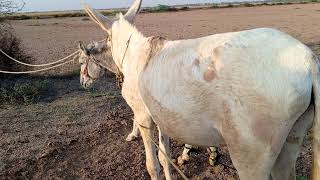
[211,4,219,8]
[227,3,234,8]
[81,17,90,21]
[150,4,178,12]
[243,3,255,7]
[180,6,190,11]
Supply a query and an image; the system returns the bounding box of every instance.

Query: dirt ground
[1,3,320,180]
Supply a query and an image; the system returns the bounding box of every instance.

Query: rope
[139,125,189,180]
[0,38,107,74]
[0,58,75,74]
[0,49,80,67]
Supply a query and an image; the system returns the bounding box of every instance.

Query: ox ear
[124,0,142,23]
[84,5,113,33]
[79,41,86,51]
[78,41,89,55]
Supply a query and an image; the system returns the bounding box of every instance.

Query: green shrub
[227,3,234,8]
[297,176,307,180]
[243,3,255,7]
[151,4,177,12]
[0,79,49,104]
[211,4,219,8]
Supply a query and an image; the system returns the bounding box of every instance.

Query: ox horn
[124,0,142,23]
[83,5,114,32]
[83,0,142,32]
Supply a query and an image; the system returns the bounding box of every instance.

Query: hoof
[177,155,189,166]
[126,134,138,141]
[207,147,218,166]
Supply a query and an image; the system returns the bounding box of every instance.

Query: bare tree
[0,0,25,16]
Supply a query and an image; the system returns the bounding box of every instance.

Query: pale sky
[13,0,260,12]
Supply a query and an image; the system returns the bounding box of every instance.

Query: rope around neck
[0,58,76,74]
[0,49,80,67]
[119,33,133,69]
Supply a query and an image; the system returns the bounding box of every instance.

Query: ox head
[83,0,142,68]
[78,41,118,89]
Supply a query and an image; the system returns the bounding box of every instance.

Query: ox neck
[110,19,147,74]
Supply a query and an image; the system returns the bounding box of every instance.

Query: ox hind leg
[221,104,288,180]
[271,104,314,180]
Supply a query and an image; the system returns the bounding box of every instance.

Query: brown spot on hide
[203,68,216,82]
[252,118,273,144]
[193,58,200,67]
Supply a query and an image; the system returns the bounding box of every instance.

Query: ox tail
[312,54,320,180]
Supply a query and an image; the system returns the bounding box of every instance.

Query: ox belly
[145,98,225,147]
[139,79,225,147]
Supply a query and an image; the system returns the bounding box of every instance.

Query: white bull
[83,0,320,179]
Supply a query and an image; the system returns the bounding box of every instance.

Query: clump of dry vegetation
[0,24,48,104]
[0,0,48,104]
[0,23,32,73]
[0,0,31,73]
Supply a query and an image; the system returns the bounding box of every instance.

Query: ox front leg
[158,127,173,180]
[138,115,160,180]
[126,118,140,141]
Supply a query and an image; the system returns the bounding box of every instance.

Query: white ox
[82,0,320,179]
[77,40,217,166]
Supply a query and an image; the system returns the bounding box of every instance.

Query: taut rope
[138,125,189,180]
[0,58,76,74]
[0,49,79,67]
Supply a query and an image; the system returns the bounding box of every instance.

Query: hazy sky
[13,0,259,12]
